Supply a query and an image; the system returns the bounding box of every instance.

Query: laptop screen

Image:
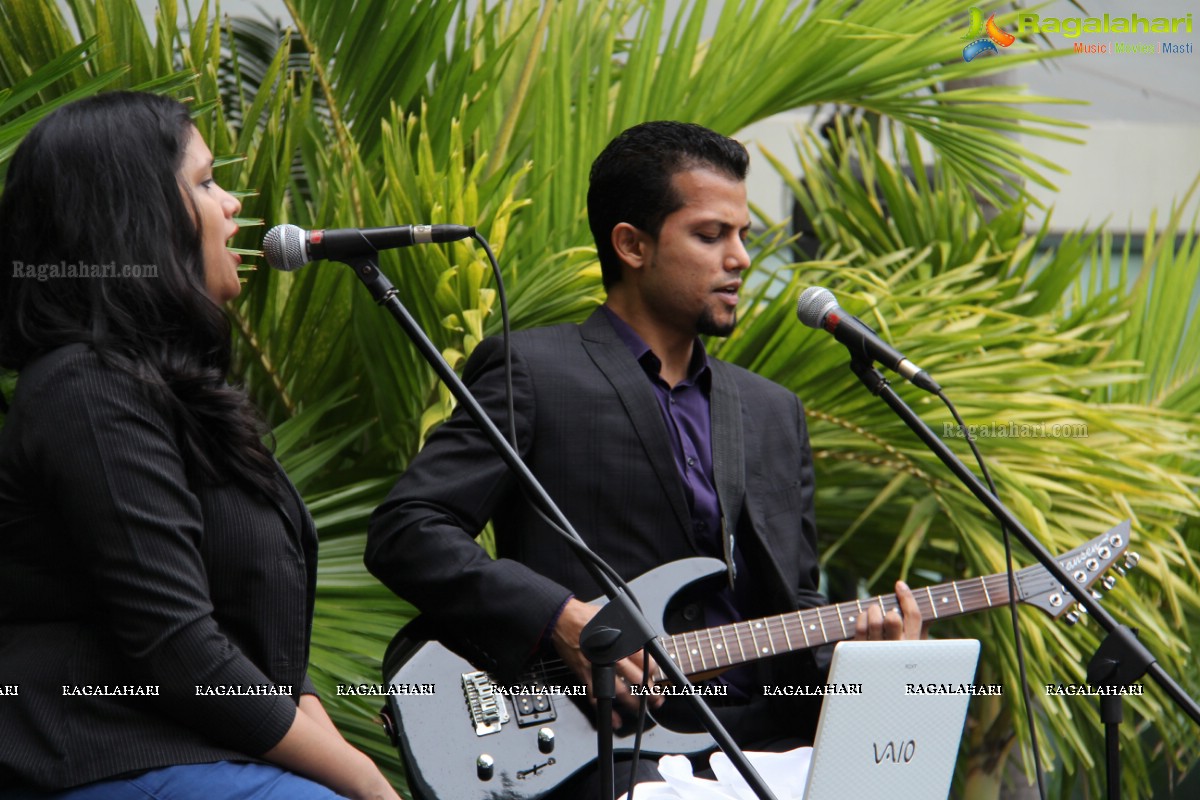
[801,639,983,800]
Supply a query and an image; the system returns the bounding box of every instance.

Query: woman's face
[178,127,243,303]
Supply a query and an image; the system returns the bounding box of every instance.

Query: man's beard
[697,307,737,337]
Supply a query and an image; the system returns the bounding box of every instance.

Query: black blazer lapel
[709,360,745,586]
[579,311,697,549]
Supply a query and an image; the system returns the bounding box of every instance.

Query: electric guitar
[378,521,1134,800]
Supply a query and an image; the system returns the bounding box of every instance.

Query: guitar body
[381,558,726,800]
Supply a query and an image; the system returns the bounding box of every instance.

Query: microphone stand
[846,358,1200,800]
[345,255,779,800]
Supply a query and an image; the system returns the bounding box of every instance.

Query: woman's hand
[264,701,401,800]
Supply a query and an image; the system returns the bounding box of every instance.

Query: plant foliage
[2,1,1196,797]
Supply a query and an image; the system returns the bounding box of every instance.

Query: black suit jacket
[367,309,829,740]
[0,345,317,790]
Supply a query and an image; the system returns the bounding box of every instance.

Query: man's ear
[611,222,648,271]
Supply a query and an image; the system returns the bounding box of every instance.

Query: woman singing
[0,92,398,800]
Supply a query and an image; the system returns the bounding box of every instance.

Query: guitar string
[518,557,1114,686]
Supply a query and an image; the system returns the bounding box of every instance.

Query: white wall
[737,0,1200,234]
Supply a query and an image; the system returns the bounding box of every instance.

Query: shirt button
[687,457,695,467]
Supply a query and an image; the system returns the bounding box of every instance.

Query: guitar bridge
[461,671,509,736]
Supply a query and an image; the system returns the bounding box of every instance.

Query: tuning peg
[1065,612,1080,626]
[1091,590,1102,601]
[1102,575,1117,591]
[1124,553,1140,570]
[1114,565,1126,577]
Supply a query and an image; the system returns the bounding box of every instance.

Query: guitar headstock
[1018,520,1138,620]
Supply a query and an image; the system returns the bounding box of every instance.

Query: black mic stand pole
[846,358,1200,800]
[345,255,779,800]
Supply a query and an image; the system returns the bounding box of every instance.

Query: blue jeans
[0,762,347,799]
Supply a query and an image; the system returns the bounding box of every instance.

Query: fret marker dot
[690,649,698,655]
[848,616,855,623]
[942,597,949,603]
[809,625,816,631]
[761,647,769,654]
[716,644,723,650]
[755,622,763,629]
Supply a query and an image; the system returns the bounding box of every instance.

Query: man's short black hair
[587,121,749,289]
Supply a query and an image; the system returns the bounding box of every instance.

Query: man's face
[637,167,751,338]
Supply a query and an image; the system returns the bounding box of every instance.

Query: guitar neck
[652,571,1017,682]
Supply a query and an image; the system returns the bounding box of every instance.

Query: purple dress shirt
[602,306,754,696]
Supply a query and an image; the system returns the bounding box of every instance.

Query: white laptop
[801,639,981,800]
[619,640,981,800]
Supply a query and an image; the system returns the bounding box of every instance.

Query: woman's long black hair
[0,91,278,497]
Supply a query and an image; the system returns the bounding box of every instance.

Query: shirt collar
[600,304,710,386]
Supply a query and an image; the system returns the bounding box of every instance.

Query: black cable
[938,389,1047,800]
[475,230,637,600]
[474,231,655,793]
[626,648,652,800]
[472,232,517,448]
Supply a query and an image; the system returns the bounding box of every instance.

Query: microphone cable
[475,230,654,799]
[476,229,635,596]
[937,389,1047,800]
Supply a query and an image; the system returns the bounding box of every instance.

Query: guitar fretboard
[518,531,1127,690]
[652,570,1024,682]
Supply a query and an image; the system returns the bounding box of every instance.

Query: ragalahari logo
[961,7,1016,61]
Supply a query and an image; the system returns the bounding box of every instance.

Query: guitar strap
[709,362,745,590]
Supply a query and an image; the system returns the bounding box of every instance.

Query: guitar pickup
[461,671,509,736]
[512,689,556,727]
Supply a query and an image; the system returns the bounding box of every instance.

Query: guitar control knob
[538,727,555,754]
[477,754,494,781]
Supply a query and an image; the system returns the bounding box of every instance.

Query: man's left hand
[854,580,929,641]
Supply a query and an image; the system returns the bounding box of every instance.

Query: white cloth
[617,746,813,800]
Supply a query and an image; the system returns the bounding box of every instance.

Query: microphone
[262,223,475,271]
[796,286,941,393]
